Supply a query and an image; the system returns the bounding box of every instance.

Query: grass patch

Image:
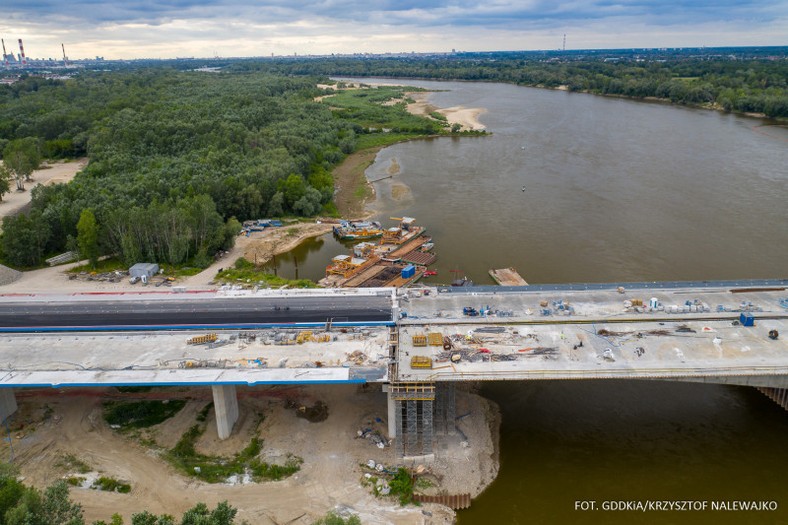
[91,476,131,493]
[104,400,187,429]
[65,476,86,487]
[68,257,126,274]
[57,453,91,474]
[389,467,415,505]
[166,426,302,483]
[323,86,438,132]
[320,201,340,217]
[354,132,423,150]
[160,264,205,277]
[196,402,213,423]
[429,111,448,123]
[353,183,370,200]
[216,258,317,288]
[249,455,303,481]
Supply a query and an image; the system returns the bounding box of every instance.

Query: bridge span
[0,281,785,455]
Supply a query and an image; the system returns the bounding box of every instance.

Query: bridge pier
[0,389,17,425]
[434,383,456,436]
[211,385,239,440]
[757,387,788,411]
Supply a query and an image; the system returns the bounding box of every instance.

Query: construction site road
[0,295,393,330]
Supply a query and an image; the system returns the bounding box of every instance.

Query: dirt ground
[332,147,384,219]
[4,385,498,524]
[0,159,87,221]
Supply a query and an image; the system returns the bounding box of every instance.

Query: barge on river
[332,220,384,241]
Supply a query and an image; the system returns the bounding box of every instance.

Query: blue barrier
[0,320,395,333]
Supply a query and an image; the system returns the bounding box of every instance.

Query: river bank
[405,92,486,131]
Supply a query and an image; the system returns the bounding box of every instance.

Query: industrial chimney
[1,39,8,66]
[18,38,27,65]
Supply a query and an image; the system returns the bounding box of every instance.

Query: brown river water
[268,79,788,524]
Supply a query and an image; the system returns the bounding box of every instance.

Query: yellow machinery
[296,331,330,344]
[428,332,443,346]
[187,333,218,345]
[410,356,433,369]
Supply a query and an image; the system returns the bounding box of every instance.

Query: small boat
[423,270,437,277]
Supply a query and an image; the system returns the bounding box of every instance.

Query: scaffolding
[390,382,435,457]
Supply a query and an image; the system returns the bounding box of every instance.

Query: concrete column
[0,389,17,424]
[384,386,397,439]
[212,385,239,440]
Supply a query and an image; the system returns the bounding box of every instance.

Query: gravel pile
[0,264,22,286]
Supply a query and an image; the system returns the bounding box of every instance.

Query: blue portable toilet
[740,313,755,327]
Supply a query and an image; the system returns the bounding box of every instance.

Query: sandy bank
[405,92,486,131]
[6,384,499,524]
[332,146,385,219]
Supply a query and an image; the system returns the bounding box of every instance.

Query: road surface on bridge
[0,293,394,330]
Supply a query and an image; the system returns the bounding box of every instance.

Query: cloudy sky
[2,0,786,60]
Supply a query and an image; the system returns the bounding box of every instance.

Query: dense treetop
[0,69,442,267]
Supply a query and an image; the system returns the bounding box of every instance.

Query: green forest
[0,71,443,268]
[249,48,788,118]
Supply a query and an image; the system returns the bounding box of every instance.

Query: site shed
[129,263,160,279]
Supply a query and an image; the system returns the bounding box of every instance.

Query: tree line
[240,48,788,119]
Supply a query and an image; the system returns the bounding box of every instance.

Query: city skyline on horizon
[2,0,786,61]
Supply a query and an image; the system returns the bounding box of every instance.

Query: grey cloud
[6,0,785,27]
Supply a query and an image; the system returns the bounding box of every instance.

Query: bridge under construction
[0,280,785,459]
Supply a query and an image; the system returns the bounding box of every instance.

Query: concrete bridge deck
[397,283,788,385]
[0,281,785,445]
